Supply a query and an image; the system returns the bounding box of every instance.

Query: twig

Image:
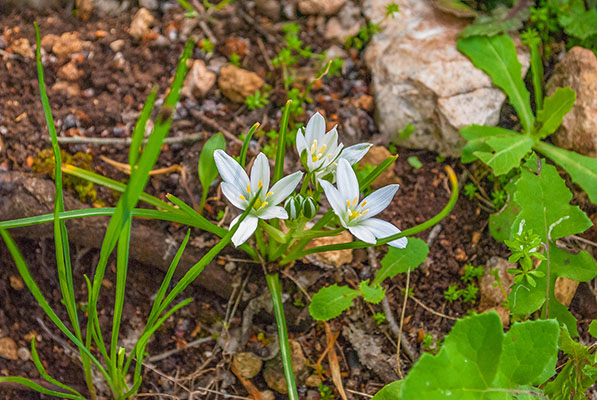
[146,337,215,363]
[256,37,274,71]
[408,295,457,321]
[100,155,183,176]
[569,234,597,248]
[53,133,204,145]
[345,388,374,398]
[396,267,410,379]
[190,110,244,145]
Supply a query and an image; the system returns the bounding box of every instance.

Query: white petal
[336,158,359,205]
[296,130,308,159]
[360,218,407,248]
[250,153,270,196]
[360,184,399,218]
[258,206,288,219]
[268,171,303,205]
[321,126,338,153]
[305,112,325,145]
[348,225,376,244]
[214,150,250,189]
[340,143,372,165]
[230,215,258,247]
[221,182,247,209]
[318,179,348,226]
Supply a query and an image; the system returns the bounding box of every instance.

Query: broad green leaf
[372,238,428,286]
[559,6,597,40]
[513,162,592,243]
[198,132,226,212]
[534,141,597,205]
[460,125,518,163]
[459,4,529,38]
[509,263,547,316]
[489,179,519,242]
[549,246,597,282]
[474,134,534,175]
[458,35,534,133]
[372,381,403,400]
[400,312,559,399]
[547,293,579,337]
[359,280,385,304]
[535,87,576,139]
[309,284,360,321]
[589,320,597,339]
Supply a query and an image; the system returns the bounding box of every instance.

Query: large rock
[364,0,529,156]
[181,59,216,98]
[546,47,597,157]
[218,64,265,103]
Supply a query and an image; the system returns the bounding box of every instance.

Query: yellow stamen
[258,180,263,189]
[266,191,273,197]
[247,184,251,193]
[320,144,327,153]
[353,197,358,205]
[346,200,351,207]
[362,209,369,215]
[310,140,318,154]
[240,195,246,201]
[361,201,367,207]
[260,201,268,209]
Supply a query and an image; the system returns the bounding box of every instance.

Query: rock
[359,146,399,188]
[260,390,276,400]
[76,0,93,20]
[305,373,322,387]
[9,38,34,59]
[218,64,265,103]
[255,0,281,20]
[478,257,515,325]
[263,340,307,393]
[17,347,30,361]
[139,0,159,10]
[57,62,83,81]
[181,59,216,98]
[325,1,363,42]
[129,8,155,40]
[546,46,597,157]
[9,276,24,291]
[232,352,263,379]
[554,277,579,307]
[51,81,81,97]
[308,230,354,267]
[52,32,85,59]
[352,94,374,112]
[0,337,18,360]
[40,34,59,52]
[364,0,529,156]
[299,0,347,15]
[109,39,125,52]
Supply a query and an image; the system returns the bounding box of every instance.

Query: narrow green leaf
[535,87,576,139]
[309,284,360,321]
[372,238,429,286]
[30,338,84,398]
[525,33,543,111]
[129,85,158,168]
[198,132,226,212]
[110,217,131,371]
[359,280,385,304]
[0,377,84,400]
[240,122,260,168]
[458,35,534,133]
[534,140,597,205]
[274,100,292,183]
[358,156,397,189]
[474,134,534,175]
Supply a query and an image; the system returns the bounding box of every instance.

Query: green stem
[266,273,299,400]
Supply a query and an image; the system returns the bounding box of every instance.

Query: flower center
[310,140,327,163]
[346,198,369,222]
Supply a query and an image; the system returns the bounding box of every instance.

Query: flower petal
[258,205,288,219]
[230,215,258,247]
[340,143,372,165]
[214,149,250,189]
[296,130,308,159]
[360,184,399,218]
[221,182,247,209]
[268,171,303,205]
[336,158,359,205]
[319,179,348,226]
[321,126,338,153]
[348,225,376,244]
[360,218,407,248]
[305,112,325,145]
[250,152,270,196]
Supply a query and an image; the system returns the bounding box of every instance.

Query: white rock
[364,0,529,156]
[299,0,347,15]
[129,8,155,40]
[325,1,363,42]
[181,59,216,99]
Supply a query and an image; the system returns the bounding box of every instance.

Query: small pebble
[17,347,30,361]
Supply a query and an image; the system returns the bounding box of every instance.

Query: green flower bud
[301,196,318,219]
[284,195,303,220]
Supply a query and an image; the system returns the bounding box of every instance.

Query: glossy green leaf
[359,280,385,304]
[400,312,559,399]
[372,238,429,286]
[535,87,575,139]
[509,264,547,316]
[458,35,534,133]
[549,246,597,282]
[372,381,403,400]
[198,132,226,212]
[460,125,518,163]
[534,141,597,205]
[309,284,360,321]
[474,134,534,175]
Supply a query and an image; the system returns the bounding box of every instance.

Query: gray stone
[364,0,529,156]
[232,352,263,379]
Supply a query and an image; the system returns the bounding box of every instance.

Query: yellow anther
[362,209,369,215]
[353,197,358,205]
[320,144,327,153]
[261,201,268,209]
[258,180,263,189]
[361,201,367,207]
[346,199,351,207]
[247,184,251,193]
[240,195,246,201]
[310,140,318,154]
[266,191,274,197]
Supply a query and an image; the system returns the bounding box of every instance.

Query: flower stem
[266,273,299,400]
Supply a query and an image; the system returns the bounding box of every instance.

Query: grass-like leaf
[198,132,226,212]
[273,100,292,183]
[129,85,158,168]
[240,122,260,168]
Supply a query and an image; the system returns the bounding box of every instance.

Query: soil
[0,2,595,400]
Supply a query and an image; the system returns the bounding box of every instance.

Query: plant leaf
[198,132,226,211]
[535,87,576,139]
[534,141,597,205]
[372,381,403,400]
[489,179,519,242]
[474,134,534,175]
[559,6,597,40]
[459,4,530,38]
[372,238,428,286]
[589,320,597,339]
[309,284,360,321]
[359,280,385,304]
[460,125,517,163]
[458,35,534,133]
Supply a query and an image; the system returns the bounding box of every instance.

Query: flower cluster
[214,113,407,249]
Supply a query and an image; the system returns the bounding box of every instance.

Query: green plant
[462,264,484,283]
[198,132,226,212]
[199,38,214,54]
[245,89,270,110]
[407,156,423,169]
[345,3,399,50]
[229,53,240,67]
[444,284,461,303]
[463,183,478,200]
[373,312,387,325]
[319,383,335,400]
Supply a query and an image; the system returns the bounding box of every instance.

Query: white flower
[214,150,303,247]
[319,158,407,248]
[296,112,371,180]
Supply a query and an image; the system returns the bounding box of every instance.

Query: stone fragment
[181,59,216,98]
[260,390,275,400]
[325,1,363,42]
[218,64,264,103]
[308,230,354,267]
[51,81,81,97]
[554,277,579,307]
[139,0,159,10]
[9,276,24,291]
[57,62,83,81]
[263,340,307,393]
[359,145,399,189]
[255,0,281,20]
[546,46,597,157]
[9,38,34,59]
[40,34,59,52]
[109,39,125,52]
[0,337,18,360]
[305,373,322,387]
[17,347,30,361]
[299,0,347,15]
[478,257,515,326]
[352,94,374,112]
[364,0,529,156]
[129,8,155,40]
[232,352,263,379]
[52,32,85,58]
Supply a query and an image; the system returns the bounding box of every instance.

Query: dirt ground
[0,2,596,399]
